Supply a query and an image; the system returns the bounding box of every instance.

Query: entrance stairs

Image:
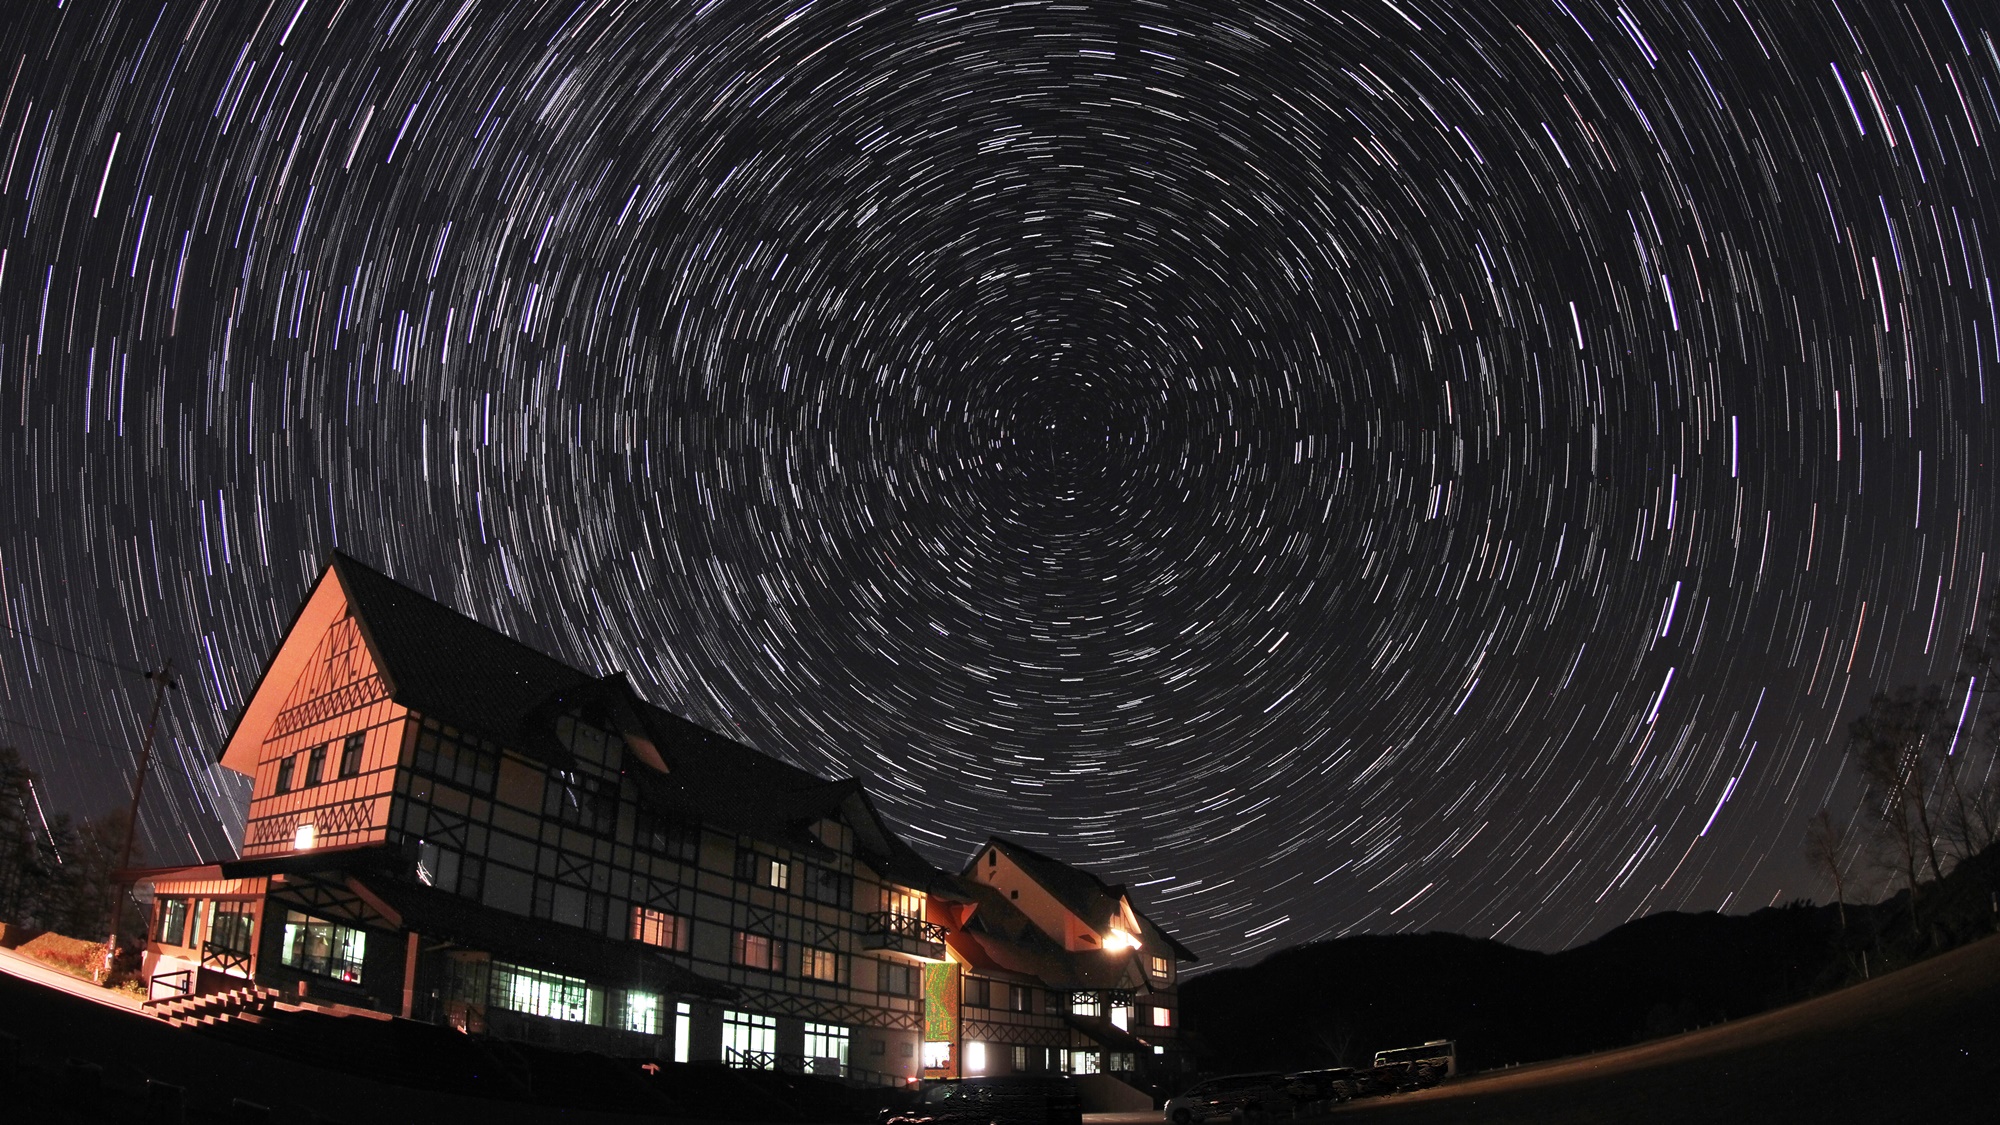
[144,983,280,1027]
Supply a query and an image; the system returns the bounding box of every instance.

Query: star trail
[3,0,1998,965]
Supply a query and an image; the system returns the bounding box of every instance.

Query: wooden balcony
[861,912,947,962]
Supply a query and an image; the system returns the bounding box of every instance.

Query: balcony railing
[201,940,252,978]
[860,912,947,961]
[726,1047,907,1087]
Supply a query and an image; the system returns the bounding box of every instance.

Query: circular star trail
[4,0,1998,964]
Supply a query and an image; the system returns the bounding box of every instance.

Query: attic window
[987,850,996,867]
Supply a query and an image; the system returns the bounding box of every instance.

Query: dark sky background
[2,0,1996,968]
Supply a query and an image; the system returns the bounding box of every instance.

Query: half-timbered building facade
[130,552,1194,1098]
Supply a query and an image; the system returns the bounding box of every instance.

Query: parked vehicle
[882,1075,1084,1125]
[1282,1068,1359,1112]
[1370,1040,1456,1089]
[1164,1073,1297,1125]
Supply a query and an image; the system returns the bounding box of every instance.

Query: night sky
[3,0,1997,967]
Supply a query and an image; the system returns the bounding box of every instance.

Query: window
[1112,1003,1130,1030]
[1067,1050,1100,1075]
[674,1002,692,1064]
[636,810,700,863]
[623,990,662,1035]
[279,911,367,983]
[1149,954,1170,977]
[735,850,790,890]
[1151,1005,1173,1027]
[414,839,481,898]
[922,1042,951,1069]
[210,902,254,954]
[801,947,840,982]
[885,888,922,920]
[338,732,364,778]
[489,961,588,1022]
[302,744,325,787]
[802,864,851,907]
[1011,984,1034,1013]
[546,769,615,835]
[154,897,189,946]
[964,977,990,1008]
[966,1041,987,1074]
[879,962,917,997]
[732,931,783,972]
[1011,1045,1034,1072]
[1107,1052,1136,1073]
[274,757,294,795]
[803,1022,850,1073]
[1070,991,1102,1017]
[722,1010,777,1063]
[412,721,498,793]
[632,907,688,951]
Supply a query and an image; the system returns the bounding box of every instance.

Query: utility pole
[102,659,175,983]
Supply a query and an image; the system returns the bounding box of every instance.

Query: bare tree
[1804,808,1854,932]
[1850,684,1951,885]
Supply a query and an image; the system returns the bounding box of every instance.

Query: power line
[0,620,155,677]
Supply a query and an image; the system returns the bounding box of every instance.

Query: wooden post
[402,931,420,1018]
[105,661,175,980]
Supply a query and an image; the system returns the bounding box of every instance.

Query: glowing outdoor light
[1105,927,1141,951]
[294,822,316,850]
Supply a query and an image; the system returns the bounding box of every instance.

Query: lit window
[488,961,588,1022]
[674,1002,692,1064]
[1012,1045,1033,1071]
[1112,1003,1130,1030]
[1068,1050,1100,1075]
[633,907,688,951]
[732,931,783,971]
[966,1041,986,1073]
[1070,991,1102,1016]
[279,910,366,983]
[735,850,791,890]
[1152,1006,1173,1027]
[722,1010,777,1064]
[1149,954,1170,976]
[804,1022,851,1073]
[293,823,316,850]
[624,990,662,1035]
[922,1041,952,1069]
[801,947,840,982]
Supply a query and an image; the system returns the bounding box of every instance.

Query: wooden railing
[201,939,252,977]
[149,968,193,1002]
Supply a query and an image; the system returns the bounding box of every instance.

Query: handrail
[863,912,947,945]
[149,968,193,1002]
[725,1047,905,1087]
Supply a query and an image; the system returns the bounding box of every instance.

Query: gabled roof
[945,874,1131,990]
[328,552,597,751]
[224,552,948,886]
[978,837,1199,963]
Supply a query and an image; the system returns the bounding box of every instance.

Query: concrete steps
[143,984,280,1027]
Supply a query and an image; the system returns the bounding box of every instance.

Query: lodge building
[130,553,1194,1101]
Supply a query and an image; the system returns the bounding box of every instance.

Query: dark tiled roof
[331,552,595,751]
[327,553,948,885]
[981,838,1200,963]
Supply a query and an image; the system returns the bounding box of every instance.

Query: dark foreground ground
[1325,929,2000,1124]
[5,931,1995,1123]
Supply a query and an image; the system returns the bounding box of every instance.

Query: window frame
[732,930,784,973]
[338,731,364,778]
[632,906,690,952]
